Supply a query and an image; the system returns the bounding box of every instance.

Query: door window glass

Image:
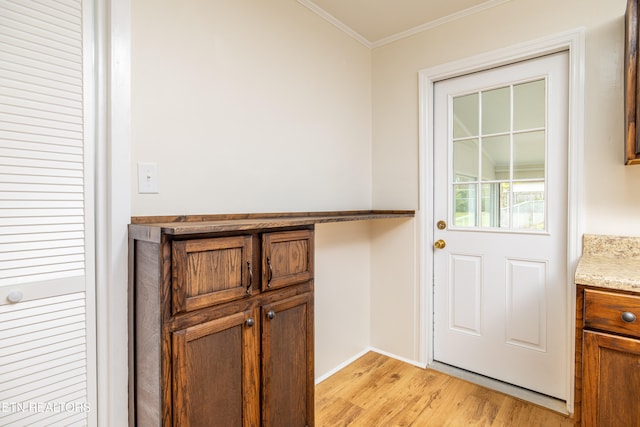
[453,93,479,138]
[451,78,547,231]
[481,86,510,134]
[453,183,477,227]
[453,139,479,180]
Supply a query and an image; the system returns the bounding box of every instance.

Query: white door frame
[417,28,585,414]
[94,0,131,425]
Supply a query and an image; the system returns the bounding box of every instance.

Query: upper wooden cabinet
[172,235,254,314]
[262,230,313,291]
[625,0,640,164]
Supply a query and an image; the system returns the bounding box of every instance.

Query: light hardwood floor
[315,352,574,427]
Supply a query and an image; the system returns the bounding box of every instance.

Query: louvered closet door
[0,1,96,426]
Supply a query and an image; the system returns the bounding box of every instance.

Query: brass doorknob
[434,239,446,249]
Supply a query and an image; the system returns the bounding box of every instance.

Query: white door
[433,52,568,399]
[0,1,96,425]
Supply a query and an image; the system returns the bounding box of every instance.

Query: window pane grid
[450,77,547,232]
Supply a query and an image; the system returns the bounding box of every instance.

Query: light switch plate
[138,162,158,193]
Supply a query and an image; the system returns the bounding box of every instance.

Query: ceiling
[297,0,510,47]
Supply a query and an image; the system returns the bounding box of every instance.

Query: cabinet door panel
[262,230,313,291]
[583,331,640,426]
[172,310,260,427]
[173,236,253,313]
[262,292,314,427]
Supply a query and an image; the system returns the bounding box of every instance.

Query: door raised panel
[449,254,482,335]
[506,259,547,350]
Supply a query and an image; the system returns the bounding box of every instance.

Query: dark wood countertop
[129,210,415,242]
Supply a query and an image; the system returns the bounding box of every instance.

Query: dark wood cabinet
[261,293,314,427]
[129,222,314,426]
[626,0,640,165]
[582,331,640,426]
[262,230,313,292]
[574,285,640,426]
[172,235,255,313]
[172,308,260,426]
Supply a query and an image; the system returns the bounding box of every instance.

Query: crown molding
[297,0,513,49]
[372,0,513,48]
[297,0,372,48]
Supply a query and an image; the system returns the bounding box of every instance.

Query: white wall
[314,222,372,378]
[370,0,640,362]
[131,0,372,216]
[370,218,417,358]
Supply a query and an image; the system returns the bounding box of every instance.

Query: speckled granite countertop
[575,234,640,292]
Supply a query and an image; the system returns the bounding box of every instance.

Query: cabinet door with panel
[582,331,640,426]
[172,235,254,314]
[172,309,260,427]
[263,230,313,291]
[261,292,314,427]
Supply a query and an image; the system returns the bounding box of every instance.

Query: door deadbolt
[436,220,447,230]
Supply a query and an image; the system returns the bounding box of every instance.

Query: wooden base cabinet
[575,285,640,426]
[172,308,260,426]
[129,225,314,427]
[582,331,640,426]
[262,293,314,426]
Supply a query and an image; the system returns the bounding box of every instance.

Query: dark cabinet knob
[621,311,637,323]
[245,318,255,327]
[266,310,275,320]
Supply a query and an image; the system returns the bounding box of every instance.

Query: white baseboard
[369,347,426,369]
[315,347,373,384]
[315,347,426,385]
